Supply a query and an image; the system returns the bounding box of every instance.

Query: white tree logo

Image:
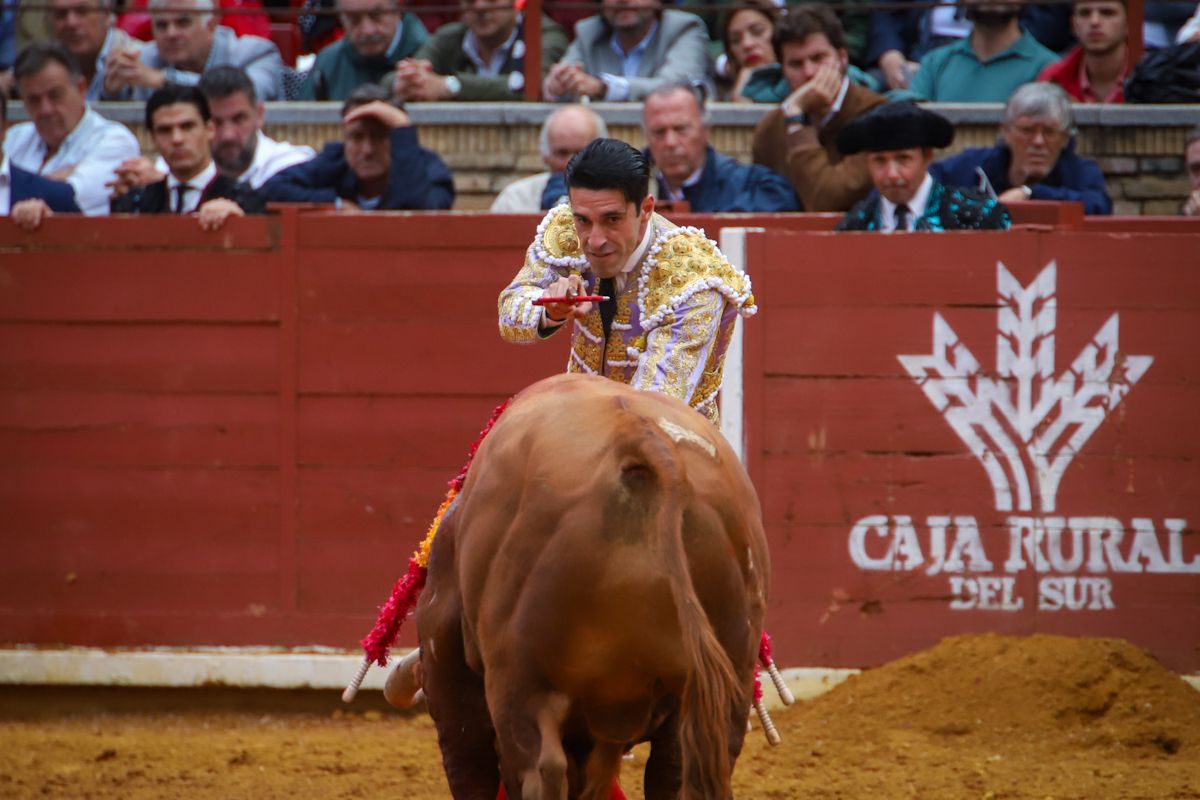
[898,262,1152,513]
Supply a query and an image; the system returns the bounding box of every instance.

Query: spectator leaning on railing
[299,0,428,101]
[110,83,265,231]
[101,0,284,101]
[490,104,607,213]
[543,0,711,102]
[0,83,81,231]
[49,0,143,101]
[1038,0,1129,103]
[5,43,139,216]
[387,0,567,102]
[263,84,454,210]
[930,82,1113,215]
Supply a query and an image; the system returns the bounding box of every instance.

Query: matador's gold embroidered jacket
[498,204,757,424]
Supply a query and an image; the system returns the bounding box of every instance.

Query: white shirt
[0,155,11,216]
[490,171,552,213]
[154,131,315,190]
[540,218,654,328]
[880,173,934,232]
[658,161,704,202]
[3,106,140,216]
[167,161,217,213]
[464,17,523,77]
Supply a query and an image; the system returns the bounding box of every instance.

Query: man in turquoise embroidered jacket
[835,102,1011,232]
[498,138,757,425]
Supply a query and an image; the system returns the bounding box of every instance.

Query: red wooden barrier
[1,209,1197,673]
[743,226,1200,672]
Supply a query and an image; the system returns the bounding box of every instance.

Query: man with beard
[931,82,1112,215]
[835,102,1010,232]
[299,0,427,101]
[101,0,283,101]
[1038,0,1129,103]
[750,5,886,212]
[902,0,1057,102]
[263,84,454,210]
[48,0,142,100]
[108,67,313,198]
[542,0,710,102]
[111,83,265,230]
[388,0,567,101]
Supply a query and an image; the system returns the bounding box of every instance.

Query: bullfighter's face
[865,147,934,207]
[568,187,654,278]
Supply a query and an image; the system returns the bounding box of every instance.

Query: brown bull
[416,373,770,800]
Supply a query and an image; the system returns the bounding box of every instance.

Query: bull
[414,373,770,799]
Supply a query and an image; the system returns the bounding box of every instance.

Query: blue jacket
[652,147,799,213]
[836,179,1011,231]
[10,164,81,212]
[540,148,799,213]
[930,140,1112,216]
[262,127,453,210]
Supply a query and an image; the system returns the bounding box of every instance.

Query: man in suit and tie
[1,88,80,230]
[110,83,264,230]
[542,0,710,102]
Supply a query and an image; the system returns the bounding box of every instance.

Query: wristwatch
[444,75,462,97]
[1020,184,1033,199]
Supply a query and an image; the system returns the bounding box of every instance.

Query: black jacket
[110,173,266,214]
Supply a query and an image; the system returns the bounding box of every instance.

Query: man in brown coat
[751,5,886,212]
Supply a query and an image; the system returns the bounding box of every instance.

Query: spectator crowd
[2,0,1199,229]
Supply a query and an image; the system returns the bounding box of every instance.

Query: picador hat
[837,102,955,155]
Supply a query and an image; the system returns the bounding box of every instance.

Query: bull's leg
[418,504,500,800]
[642,711,683,800]
[578,740,624,800]
[490,687,570,800]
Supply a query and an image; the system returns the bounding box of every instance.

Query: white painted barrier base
[0,648,1195,708]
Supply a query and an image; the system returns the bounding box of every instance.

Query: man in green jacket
[299,0,427,101]
[387,0,567,101]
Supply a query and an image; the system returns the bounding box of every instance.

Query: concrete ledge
[6,101,1199,128]
[2,647,1195,707]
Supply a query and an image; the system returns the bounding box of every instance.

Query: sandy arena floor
[1,633,1198,799]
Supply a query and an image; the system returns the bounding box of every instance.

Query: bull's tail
[615,417,742,800]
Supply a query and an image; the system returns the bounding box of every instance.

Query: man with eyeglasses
[930,82,1112,215]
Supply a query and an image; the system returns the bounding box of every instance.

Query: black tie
[894,204,910,232]
[598,276,616,343]
[174,183,191,214]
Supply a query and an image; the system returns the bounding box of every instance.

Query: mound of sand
[743,633,1200,799]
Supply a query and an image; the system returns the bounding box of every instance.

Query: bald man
[490,104,607,212]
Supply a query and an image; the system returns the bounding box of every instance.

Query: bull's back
[453,374,765,708]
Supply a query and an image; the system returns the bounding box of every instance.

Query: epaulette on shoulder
[638,223,757,327]
[533,204,587,269]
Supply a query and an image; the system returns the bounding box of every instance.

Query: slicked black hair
[199,65,257,105]
[565,138,650,206]
[145,83,211,130]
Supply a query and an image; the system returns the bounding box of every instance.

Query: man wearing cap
[835,102,1011,232]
